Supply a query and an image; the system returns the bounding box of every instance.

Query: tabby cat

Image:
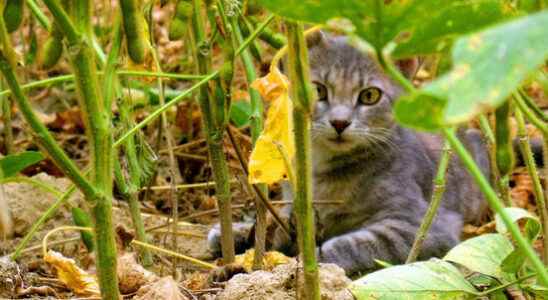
[208,32,491,276]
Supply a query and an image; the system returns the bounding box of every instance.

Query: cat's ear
[306,30,327,48]
[395,58,419,79]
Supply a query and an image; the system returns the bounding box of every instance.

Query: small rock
[216,259,354,300]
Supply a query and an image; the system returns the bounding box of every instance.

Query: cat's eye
[314,82,328,102]
[358,87,382,105]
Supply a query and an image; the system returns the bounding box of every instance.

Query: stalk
[11,185,76,260]
[377,47,548,285]
[1,81,13,154]
[444,127,548,285]
[247,16,286,49]
[41,1,119,298]
[406,140,451,263]
[0,3,14,155]
[494,101,515,206]
[0,54,97,198]
[478,115,505,196]
[115,14,275,146]
[519,88,548,122]
[190,0,235,263]
[286,21,320,300]
[514,93,548,263]
[110,14,153,267]
[148,7,183,273]
[230,13,268,270]
[26,0,51,30]
[513,89,548,136]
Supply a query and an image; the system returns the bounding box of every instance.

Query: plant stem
[519,88,547,121]
[115,14,275,147]
[230,14,268,270]
[42,1,119,297]
[514,89,548,136]
[0,71,203,98]
[0,53,97,198]
[514,96,548,263]
[26,0,51,30]
[376,44,548,286]
[477,272,537,297]
[478,115,506,197]
[286,21,320,300]
[149,13,183,274]
[190,0,235,264]
[1,82,13,154]
[443,127,548,285]
[11,185,76,260]
[406,140,451,263]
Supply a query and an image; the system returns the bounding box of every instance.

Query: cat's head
[306,32,416,154]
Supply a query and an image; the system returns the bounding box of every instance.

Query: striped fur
[208,33,490,277]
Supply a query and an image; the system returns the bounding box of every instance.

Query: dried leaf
[248,68,294,184]
[44,250,100,297]
[235,249,291,272]
[117,252,158,294]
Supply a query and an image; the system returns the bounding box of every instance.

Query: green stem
[11,185,77,260]
[514,89,548,136]
[0,53,97,198]
[286,21,320,300]
[42,2,119,298]
[443,127,548,285]
[406,140,451,263]
[0,176,62,197]
[1,81,13,154]
[514,96,548,264]
[479,115,504,194]
[519,88,548,122]
[0,71,204,98]
[377,42,548,285]
[190,0,235,263]
[477,272,537,297]
[115,13,275,147]
[247,16,286,49]
[230,13,268,270]
[26,0,51,30]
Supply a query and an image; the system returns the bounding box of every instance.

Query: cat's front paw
[207,222,254,258]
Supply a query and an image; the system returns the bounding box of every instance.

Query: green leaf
[393,92,446,131]
[349,258,478,299]
[0,151,44,179]
[396,11,548,130]
[392,0,513,57]
[443,234,514,281]
[495,207,540,241]
[494,207,541,273]
[71,207,95,252]
[257,0,511,56]
[436,10,548,124]
[230,100,252,127]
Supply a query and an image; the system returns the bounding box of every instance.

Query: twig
[131,240,216,269]
[514,93,548,263]
[406,140,451,263]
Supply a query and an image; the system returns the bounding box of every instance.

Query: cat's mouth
[328,136,347,143]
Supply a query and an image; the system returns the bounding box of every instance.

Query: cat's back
[415,129,489,224]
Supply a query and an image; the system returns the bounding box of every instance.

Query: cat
[208,32,493,277]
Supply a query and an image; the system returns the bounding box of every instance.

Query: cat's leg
[207,204,296,258]
[318,211,462,276]
[207,222,254,258]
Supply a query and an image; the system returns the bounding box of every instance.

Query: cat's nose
[329,119,351,134]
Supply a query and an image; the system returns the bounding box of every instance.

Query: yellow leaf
[234,249,291,272]
[44,250,100,297]
[248,68,294,185]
